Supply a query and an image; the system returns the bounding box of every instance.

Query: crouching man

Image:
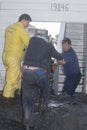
[21,33,64,130]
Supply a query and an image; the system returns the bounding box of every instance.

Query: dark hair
[62,37,71,45]
[18,14,32,22]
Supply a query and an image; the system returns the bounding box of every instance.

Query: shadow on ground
[0,93,87,130]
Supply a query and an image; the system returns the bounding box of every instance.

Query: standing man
[61,37,81,97]
[2,14,32,102]
[21,33,64,130]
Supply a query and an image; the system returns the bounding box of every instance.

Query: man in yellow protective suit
[2,14,32,102]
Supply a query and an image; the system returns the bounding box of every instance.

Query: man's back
[4,22,29,59]
[23,36,63,69]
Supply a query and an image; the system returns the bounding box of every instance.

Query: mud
[0,93,87,130]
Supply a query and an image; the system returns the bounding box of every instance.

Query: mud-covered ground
[0,92,87,130]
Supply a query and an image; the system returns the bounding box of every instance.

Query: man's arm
[50,43,63,60]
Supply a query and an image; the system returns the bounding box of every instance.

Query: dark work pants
[21,69,48,128]
[63,72,81,96]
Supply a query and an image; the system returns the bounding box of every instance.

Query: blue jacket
[62,47,80,76]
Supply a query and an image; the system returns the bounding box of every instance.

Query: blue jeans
[21,69,49,128]
[63,72,81,96]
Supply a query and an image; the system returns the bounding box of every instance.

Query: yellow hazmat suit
[2,22,30,98]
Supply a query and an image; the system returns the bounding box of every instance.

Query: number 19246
[50,3,69,12]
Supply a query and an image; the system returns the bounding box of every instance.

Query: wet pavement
[0,93,87,130]
[0,94,25,130]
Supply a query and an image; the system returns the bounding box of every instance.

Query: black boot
[2,96,15,106]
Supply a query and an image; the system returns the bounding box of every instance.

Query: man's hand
[58,59,66,65]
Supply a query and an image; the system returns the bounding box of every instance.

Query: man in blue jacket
[21,33,64,130]
[61,37,81,97]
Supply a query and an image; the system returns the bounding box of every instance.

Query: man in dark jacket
[61,37,81,97]
[21,34,64,130]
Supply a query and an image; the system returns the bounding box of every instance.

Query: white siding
[0,0,87,23]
